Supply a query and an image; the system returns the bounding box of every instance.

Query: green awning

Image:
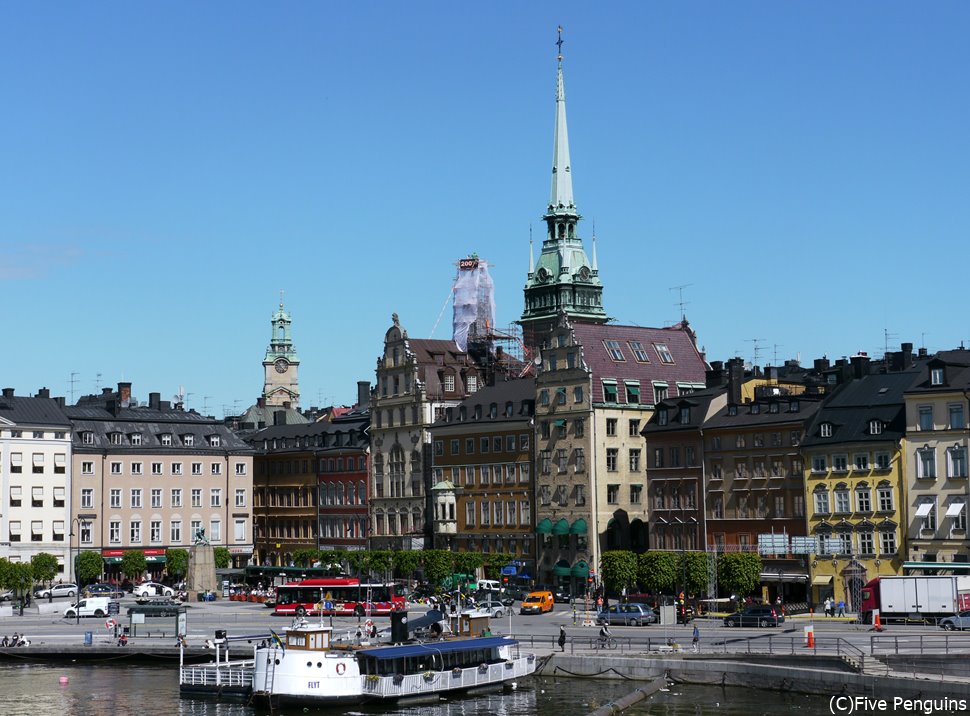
[552,518,570,535]
[145,555,167,564]
[569,518,587,535]
[571,560,590,578]
[626,384,640,397]
[103,557,122,565]
[553,560,572,577]
[535,518,553,534]
[553,419,567,427]
[903,561,970,572]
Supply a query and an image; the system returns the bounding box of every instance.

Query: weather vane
[556,25,564,61]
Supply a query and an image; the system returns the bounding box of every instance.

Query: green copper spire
[520,27,606,347]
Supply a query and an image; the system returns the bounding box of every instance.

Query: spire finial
[556,25,564,62]
[279,288,284,309]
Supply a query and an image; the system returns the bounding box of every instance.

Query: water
[0,664,830,716]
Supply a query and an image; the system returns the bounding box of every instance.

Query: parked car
[64,596,114,618]
[0,589,14,602]
[939,611,970,631]
[465,599,508,618]
[83,583,125,598]
[597,604,658,627]
[34,583,78,599]
[519,591,555,615]
[723,605,785,628]
[134,582,174,598]
[552,588,572,604]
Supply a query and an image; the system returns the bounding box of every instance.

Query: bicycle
[595,636,618,650]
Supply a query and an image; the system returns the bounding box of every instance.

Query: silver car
[34,583,78,599]
[596,603,658,626]
[939,610,970,631]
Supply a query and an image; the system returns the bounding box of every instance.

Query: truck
[859,575,970,624]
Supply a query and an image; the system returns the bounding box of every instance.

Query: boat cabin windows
[285,628,331,651]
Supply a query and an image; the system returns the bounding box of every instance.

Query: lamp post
[70,517,83,625]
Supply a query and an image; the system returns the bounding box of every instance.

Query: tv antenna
[173,385,186,409]
[203,396,212,415]
[70,372,79,404]
[745,338,765,368]
[669,284,693,322]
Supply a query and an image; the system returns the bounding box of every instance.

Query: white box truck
[859,575,970,623]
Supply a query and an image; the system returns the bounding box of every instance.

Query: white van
[64,597,114,618]
[477,579,501,593]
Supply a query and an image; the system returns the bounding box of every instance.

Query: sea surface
[0,663,831,716]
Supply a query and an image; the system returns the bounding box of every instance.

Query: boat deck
[180,659,255,700]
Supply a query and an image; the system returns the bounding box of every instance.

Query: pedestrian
[837,599,845,618]
[692,624,700,653]
[823,597,831,617]
[558,625,566,652]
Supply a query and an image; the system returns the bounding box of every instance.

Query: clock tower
[262,294,301,408]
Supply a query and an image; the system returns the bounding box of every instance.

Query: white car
[134,582,174,597]
[463,599,508,618]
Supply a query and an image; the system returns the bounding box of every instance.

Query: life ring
[364,619,374,631]
[336,662,346,675]
[105,618,117,631]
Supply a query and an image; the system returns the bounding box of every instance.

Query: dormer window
[505,401,513,417]
[931,367,945,386]
[109,432,123,445]
[654,342,675,364]
[474,405,482,420]
[82,432,94,445]
[604,340,625,362]
[183,434,194,446]
[790,400,800,413]
[820,423,833,438]
[458,406,467,421]
[751,404,761,415]
[869,420,883,435]
[603,381,618,403]
[769,403,779,414]
[160,433,173,446]
[658,408,668,426]
[130,433,142,446]
[727,405,737,416]
[679,406,691,423]
[208,435,221,447]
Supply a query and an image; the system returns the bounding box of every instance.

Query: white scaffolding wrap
[453,259,496,352]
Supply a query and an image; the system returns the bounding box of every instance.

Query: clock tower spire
[520,26,606,351]
[262,292,301,408]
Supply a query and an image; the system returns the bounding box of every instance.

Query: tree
[637,551,677,593]
[391,550,422,583]
[345,550,370,579]
[369,550,393,581]
[213,547,231,569]
[678,552,711,597]
[292,548,319,568]
[481,553,511,579]
[30,552,59,585]
[9,562,33,600]
[600,550,638,594]
[120,550,147,581]
[422,550,455,587]
[0,558,13,592]
[76,551,104,585]
[317,550,341,574]
[718,552,762,598]
[166,549,189,580]
[454,552,484,579]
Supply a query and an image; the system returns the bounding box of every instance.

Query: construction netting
[453,257,496,352]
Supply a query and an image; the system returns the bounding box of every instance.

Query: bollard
[84,631,93,646]
[804,625,815,649]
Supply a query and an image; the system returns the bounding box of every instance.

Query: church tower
[520,28,607,352]
[262,293,301,408]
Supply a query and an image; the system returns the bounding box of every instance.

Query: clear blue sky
[2,3,968,415]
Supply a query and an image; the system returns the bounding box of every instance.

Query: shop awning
[571,560,590,578]
[945,501,965,517]
[759,571,808,582]
[903,561,970,572]
[915,503,934,517]
[569,518,587,535]
[552,518,570,536]
[553,419,567,427]
[553,560,572,577]
[812,575,833,586]
[535,518,553,534]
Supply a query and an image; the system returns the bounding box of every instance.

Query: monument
[186,527,219,598]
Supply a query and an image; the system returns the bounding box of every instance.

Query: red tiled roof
[571,321,708,403]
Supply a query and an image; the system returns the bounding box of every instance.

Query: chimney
[106,399,118,415]
[257,397,266,408]
[901,342,913,367]
[55,396,65,407]
[35,387,50,399]
[283,401,291,410]
[813,357,830,373]
[918,347,928,358]
[273,410,286,426]
[1,387,13,398]
[149,392,161,410]
[357,381,371,409]
[102,387,113,396]
[851,353,871,379]
[705,361,725,388]
[118,382,132,407]
[726,357,744,405]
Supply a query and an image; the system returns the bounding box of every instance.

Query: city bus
[273,578,405,617]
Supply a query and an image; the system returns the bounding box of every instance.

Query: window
[80,522,92,544]
[109,489,121,509]
[130,433,142,446]
[172,462,183,476]
[506,435,516,451]
[653,448,664,468]
[129,461,142,476]
[82,432,94,445]
[161,433,172,446]
[948,446,968,478]
[669,447,680,467]
[952,503,967,532]
[606,418,617,436]
[211,462,222,476]
[109,521,121,544]
[556,388,567,405]
[573,386,584,403]
[950,404,966,429]
[443,374,455,392]
[854,453,869,471]
[813,489,830,515]
[834,489,850,514]
[930,367,944,385]
[625,383,640,404]
[82,461,94,475]
[191,520,202,541]
[856,487,872,512]
[235,462,247,476]
[629,448,641,471]
[191,489,202,507]
[794,494,805,517]
[919,406,934,431]
[539,390,549,406]
[658,408,668,426]
[192,463,203,475]
[465,502,476,527]
[630,484,642,504]
[686,446,697,466]
[877,485,894,512]
[575,447,586,472]
[209,520,221,542]
[183,434,194,447]
[480,437,490,453]
[234,519,247,542]
[172,488,183,507]
[654,384,668,403]
[465,438,475,454]
[774,495,785,517]
[81,488,94,509]
[151,489,162,508]
[449,439,459,456]
[130,520,142,543]
[152,463,162,475]
[210,488,222,507]
[235,488,246,507]
[467,375,478,392]
[833,455,848,472]
[540,450,551,473]
[654,342,674,363]
[150,520,162,543]
[110,462,122,475]
[607,484,619,504]
[574,418,585,437]
[880,531,897,555]
[556,449,568,473]
[540,421,550,439]
[820,423,833,438]
[603,382,618,402]
[606,448,618,472]
[680,406,691,424]
[917,447,937,478]
[875,452,891,470]
[858,532,875,556]
[921,499,938,532]
[735,435,745,448]
[130,489,142,508]
[604,340,625,361]
[629,340,650,362]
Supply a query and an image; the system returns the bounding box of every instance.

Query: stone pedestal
[187,544,218,597]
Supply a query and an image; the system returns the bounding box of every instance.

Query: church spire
[549,25,575,214]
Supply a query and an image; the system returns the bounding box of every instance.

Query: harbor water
[0,662,831,715]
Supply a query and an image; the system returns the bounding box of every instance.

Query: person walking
[692,623,700,653]
[824,597,832,617]
[837,599,845,618]
[558,625,566,652]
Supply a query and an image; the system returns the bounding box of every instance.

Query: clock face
[536,267,550,283]
[274,358,288,374]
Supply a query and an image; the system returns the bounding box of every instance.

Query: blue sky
[2,3,968,415]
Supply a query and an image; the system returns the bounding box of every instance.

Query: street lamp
[70,517,83,625]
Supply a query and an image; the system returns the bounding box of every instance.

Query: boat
[179,610,537,708]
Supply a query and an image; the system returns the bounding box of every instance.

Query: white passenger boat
[180,611,537,708]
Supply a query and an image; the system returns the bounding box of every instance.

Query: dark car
[128,599,182,617]
[552,588,572,604]
[723,605,785,628]
[596,604,658,626]
[83,583,125,599]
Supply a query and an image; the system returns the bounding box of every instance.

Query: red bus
[273,578,405,617]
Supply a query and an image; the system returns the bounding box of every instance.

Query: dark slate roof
[641,387,723,434]
[905,349,970,394]
[432,377,536,427]
[407,338,481,396]
[704,395,822,430]
[246,416,370,454]
[571,321,708,403]
[802,370,918,446]
[0,396,71,428]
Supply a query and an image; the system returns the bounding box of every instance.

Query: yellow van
[519,591,554,615]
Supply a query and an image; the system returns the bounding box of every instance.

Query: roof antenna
[669,284,692,322]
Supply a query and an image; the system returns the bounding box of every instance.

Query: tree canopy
[213,547,231,569]
[600,550,638,594]
[166,549,189,579]
[76,551,104,584]
[120,550,147,580]
[717,552,762,597]
[30,552,59,584]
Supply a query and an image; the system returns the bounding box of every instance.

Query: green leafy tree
[481,553,511,579]
[345,550,370,579]
[76,551,104,585]
[166,549,189,580]
[213,547,231,569]
[600,550,638,594]
[369,550,393,581]
[0,558,12,591]
[422,550,455,587]
[391,550,422,582]
[120,550,147,581]
[10,562,34,600]
[31,552,59,585]
[678,552,711,597]
[454,552,484,580]
[317,550,341,574]
[637,551,677,593]
[718,552,762,598]
[292,548,319,568]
